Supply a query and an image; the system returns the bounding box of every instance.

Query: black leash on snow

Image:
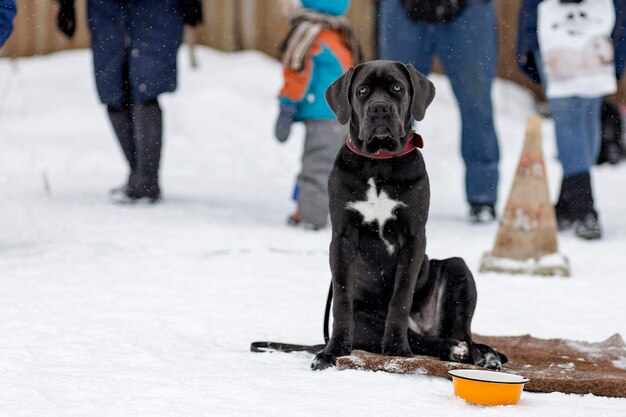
[250,284,332,355]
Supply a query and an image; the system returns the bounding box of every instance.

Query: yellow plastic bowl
[448,369,529,406]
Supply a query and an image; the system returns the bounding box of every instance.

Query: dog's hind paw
[472,344,505,370]
[474,352,502,370]
[311,352,336,371]
[482,352,502,370]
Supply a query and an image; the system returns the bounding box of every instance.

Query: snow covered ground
[0,47,625,416]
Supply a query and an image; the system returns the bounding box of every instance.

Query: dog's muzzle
[361,100,404,143]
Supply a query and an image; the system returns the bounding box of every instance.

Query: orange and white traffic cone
[480,116,570,277]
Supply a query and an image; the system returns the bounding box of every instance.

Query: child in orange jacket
[275,0,358,229]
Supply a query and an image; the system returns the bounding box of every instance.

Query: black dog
[311,60,505,370]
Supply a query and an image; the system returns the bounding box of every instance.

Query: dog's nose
[369,101,391,119]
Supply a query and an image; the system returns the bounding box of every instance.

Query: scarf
[281,8,360,72]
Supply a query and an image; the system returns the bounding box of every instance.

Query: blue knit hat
[300,0,350,16]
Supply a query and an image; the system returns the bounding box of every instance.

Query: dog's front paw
[382,332,413,358]
[382,343,413,358]
[444,340,470,362]
[311,352,337,371]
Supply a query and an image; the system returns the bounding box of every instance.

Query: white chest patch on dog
[346,178,406,254]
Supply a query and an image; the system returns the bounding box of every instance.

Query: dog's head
[325,60,435,155]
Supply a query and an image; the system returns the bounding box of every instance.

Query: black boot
[557,172,602,240]
[574,211,602,240]
[107,106,137,172]
[127,99,162,202]
[555,178,575,231]
[469,204,496,223]
[107,106,137,198]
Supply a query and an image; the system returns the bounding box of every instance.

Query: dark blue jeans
[549,97,602,177]
[533,53,603,177]
[379,0,499,205]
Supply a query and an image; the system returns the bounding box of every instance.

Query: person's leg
[586,97,604,165]
[532,47,603,238]
[117,0,181,202]
[127,99,162,201]
[549,96,602,238]
[550,96,603,178]
[127,0,183,103]
[378,0,434,74]
[86,0,128,109]
[107,56,136,176]
[297,120,347,229]
[435,1,499,214]
[549,97,591,176]
[579,97,603,239]
[88,0,137,196]
[107,110,135,173]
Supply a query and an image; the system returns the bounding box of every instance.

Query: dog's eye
[357,86,370,96]
[391,84,402,93]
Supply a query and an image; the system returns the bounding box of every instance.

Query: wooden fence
[1,1,526,81]
[3,0,623,100]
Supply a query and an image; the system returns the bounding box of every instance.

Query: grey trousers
[298,119,347,228]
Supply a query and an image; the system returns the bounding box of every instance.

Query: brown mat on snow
[336,334,626,398]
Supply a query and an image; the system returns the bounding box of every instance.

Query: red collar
[346,132,423,159]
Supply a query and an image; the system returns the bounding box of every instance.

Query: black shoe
[574,211,602,240]
[555,172,593,230]
[554,202,574,231]
[556,215,574,231]
[111,190,160,204]
[555,176,576,231]
[556,172,602,239]
[469,204,496,223]
[110,180,160,204]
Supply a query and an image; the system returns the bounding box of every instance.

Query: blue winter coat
[87,0,183,109]
[517,0,626,84]
[0,0,16,47]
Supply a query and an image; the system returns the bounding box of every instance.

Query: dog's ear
[325,67,355,125]
[403,63,435,121]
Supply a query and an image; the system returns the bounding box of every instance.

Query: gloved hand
[57,0,76,38]
[179,0,203,26]
[274,103,298,143]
